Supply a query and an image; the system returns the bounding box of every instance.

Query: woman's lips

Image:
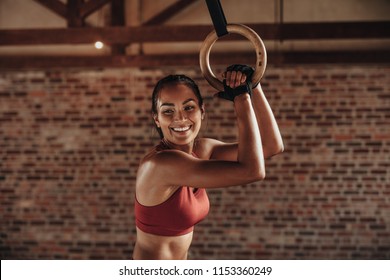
[170,125,191,132]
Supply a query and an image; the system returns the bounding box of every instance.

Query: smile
[171,126,191,132]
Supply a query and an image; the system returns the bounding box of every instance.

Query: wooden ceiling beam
[143,0,198,26]
[67,0,84,27]
[110,0,126,55]
[1,21,388,46]
[34,0,112,27]
[80,0,112,19]
[1,51,389,69]
[281,21,390,40]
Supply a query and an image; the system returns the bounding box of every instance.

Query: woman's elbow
[266,143,284,158]
[256,169,266,181]
[276,144,284,154]
[247,166,266,182]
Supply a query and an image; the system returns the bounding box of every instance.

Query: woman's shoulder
[136,147,180,188]
[140,138,225,164]
[140,144,185,166]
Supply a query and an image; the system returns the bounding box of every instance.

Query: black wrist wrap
[216,64,256,102]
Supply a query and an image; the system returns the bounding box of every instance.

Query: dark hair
[151,75,204,139]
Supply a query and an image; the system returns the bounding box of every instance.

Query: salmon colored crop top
[134,146,210,236]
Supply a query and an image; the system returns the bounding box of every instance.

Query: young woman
[133,65,284,260]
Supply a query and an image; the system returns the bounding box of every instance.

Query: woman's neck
[161,138,194,154]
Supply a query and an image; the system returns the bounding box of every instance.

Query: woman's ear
[153,114,160,127]
[201,105,205,120]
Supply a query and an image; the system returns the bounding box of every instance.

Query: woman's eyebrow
[160,98,196,108]
[183,98,196,104]
[160,102,174,107]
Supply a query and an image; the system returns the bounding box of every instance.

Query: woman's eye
[184,106,194,111]
[163,109,174,114]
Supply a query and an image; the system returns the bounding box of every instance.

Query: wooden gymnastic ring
[199,23,267,91]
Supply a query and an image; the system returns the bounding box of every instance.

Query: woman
[133,65,284,260]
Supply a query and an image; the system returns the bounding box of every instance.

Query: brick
[0,65,389,260]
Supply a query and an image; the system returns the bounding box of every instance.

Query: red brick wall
[1,65,389,259]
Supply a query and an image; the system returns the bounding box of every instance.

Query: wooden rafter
[110,0,126,55]
[67,0,83,27]
[80,0,112,19]
[34,0,112,27]
[1,22,389,46]
[143,0,198,26]
[281,21,390,40]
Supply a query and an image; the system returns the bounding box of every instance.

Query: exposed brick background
[0,65,389,259]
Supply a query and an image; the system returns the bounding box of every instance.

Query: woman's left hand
[216,64,255,102]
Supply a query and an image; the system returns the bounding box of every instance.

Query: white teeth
[172,126,190,132]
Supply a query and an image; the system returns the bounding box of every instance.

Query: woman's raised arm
[251,84,284,158]
[139,92,265,189]
[209,65,284,160]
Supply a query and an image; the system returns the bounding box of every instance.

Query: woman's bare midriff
[132,227,194,260]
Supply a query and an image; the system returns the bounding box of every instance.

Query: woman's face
[154,83,204,146]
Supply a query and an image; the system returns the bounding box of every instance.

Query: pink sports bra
[135,186,209,236]
[134,145,210,236]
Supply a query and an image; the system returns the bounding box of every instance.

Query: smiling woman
[155,87,203,146]
[151,75,205,141]
[133,68,284,260]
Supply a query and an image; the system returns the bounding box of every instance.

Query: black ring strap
[205,0,228,37]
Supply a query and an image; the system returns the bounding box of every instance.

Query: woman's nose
[174,110,187,121]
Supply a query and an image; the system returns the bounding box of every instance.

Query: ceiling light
[94,41,104,49]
